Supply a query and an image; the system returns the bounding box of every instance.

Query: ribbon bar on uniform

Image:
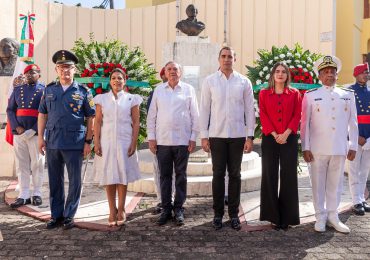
[357,115,370,124]
[16,109,39,117]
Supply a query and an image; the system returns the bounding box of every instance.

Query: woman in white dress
[93,68,142,226]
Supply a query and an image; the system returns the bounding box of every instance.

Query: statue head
[176,4,205,36]
[0,38,19,60]
[186,4,198,18]
[0,38,19,76]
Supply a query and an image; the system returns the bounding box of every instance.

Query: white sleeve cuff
[200,130,209,139]
[246,128,255,137]
[147,133,156,140]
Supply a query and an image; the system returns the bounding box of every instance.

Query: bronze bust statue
[176,4,205,36]
[0,38,19,76]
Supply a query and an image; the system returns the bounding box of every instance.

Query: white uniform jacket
[301,85,358,156]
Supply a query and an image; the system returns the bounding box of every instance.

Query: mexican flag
[5,13,35,145]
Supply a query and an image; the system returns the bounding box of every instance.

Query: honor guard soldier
[6,64,45,208]
[301,55,358,233]
[348,63,370,215]
[38,50,95,230]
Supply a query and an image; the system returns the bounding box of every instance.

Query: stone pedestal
[0,77,15,177]
[163,36,221,104]
[128,149,262,196]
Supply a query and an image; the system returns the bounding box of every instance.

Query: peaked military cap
[52,50,79,65]
[313,55,341,76]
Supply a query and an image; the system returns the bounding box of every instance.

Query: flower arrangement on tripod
[247,43,322,87]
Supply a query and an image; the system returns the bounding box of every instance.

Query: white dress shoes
[327,217,350,233]
[314,220,326,232]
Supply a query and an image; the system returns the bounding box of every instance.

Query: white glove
[362,138,370,150]
[23,129,36,140]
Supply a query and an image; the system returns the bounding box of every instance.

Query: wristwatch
[85,139,93,144]
[247,136,254,141]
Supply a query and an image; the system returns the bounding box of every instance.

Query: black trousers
[156,145,189,213]
[260,134,300,226]
[209,137,245,218]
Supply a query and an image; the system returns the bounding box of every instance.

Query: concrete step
[138,149,261,176]
[127,168,262,196]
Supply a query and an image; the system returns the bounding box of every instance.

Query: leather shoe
[63,217,75,230]
[32,196,42,206]
[327,217,350,233]
[230,218,241,231]
[272,224,280,231]
[46,217,63,229]
[10,198,31,209]
[352,203,365,216]
[280,224,289,231]
[314,220,326,232]
[212,217,223,230]
[156,212,172,226]
[362,202,370,212]
[152,203,162,215]
[174,209,185,226]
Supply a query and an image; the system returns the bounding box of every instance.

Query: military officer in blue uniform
[301,55,358,233]
[348,63,370,215]
[6,64,45,208]
[38,50,95,230]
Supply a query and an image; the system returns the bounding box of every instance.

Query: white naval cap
[313,55,342,76]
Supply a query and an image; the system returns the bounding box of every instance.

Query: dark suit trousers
[156,145,189,213]
[47,149,83,219]
[260,134,300,226]
[209,137,245,218]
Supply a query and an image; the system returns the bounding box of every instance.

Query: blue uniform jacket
[6,82,45,134]
[349,83,370,139]
[38,81,96,150]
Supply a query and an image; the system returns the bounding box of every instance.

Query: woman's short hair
[268,62,291,89]
[109,68,127,80]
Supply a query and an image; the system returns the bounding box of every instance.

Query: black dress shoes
[152,203,162,215]
[280,224,289,231]
[174,209,185,226]
[46,217,64,229]
[352,203,365,216]
[156,212,172,225]
[10,198,31,209]
[363,202,370,212]
[32,196,42,206]
[63,217,75,230]
[212,217,223,230]
[230,218,241,231]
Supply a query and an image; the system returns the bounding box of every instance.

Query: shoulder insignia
[79,83,89,91]
[306,88,318,93]
[342,87,354,92]
[46,81,57,87]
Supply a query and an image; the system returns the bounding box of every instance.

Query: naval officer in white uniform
[301,55,358,233]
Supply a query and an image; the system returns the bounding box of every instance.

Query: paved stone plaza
[1,174,370,259]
